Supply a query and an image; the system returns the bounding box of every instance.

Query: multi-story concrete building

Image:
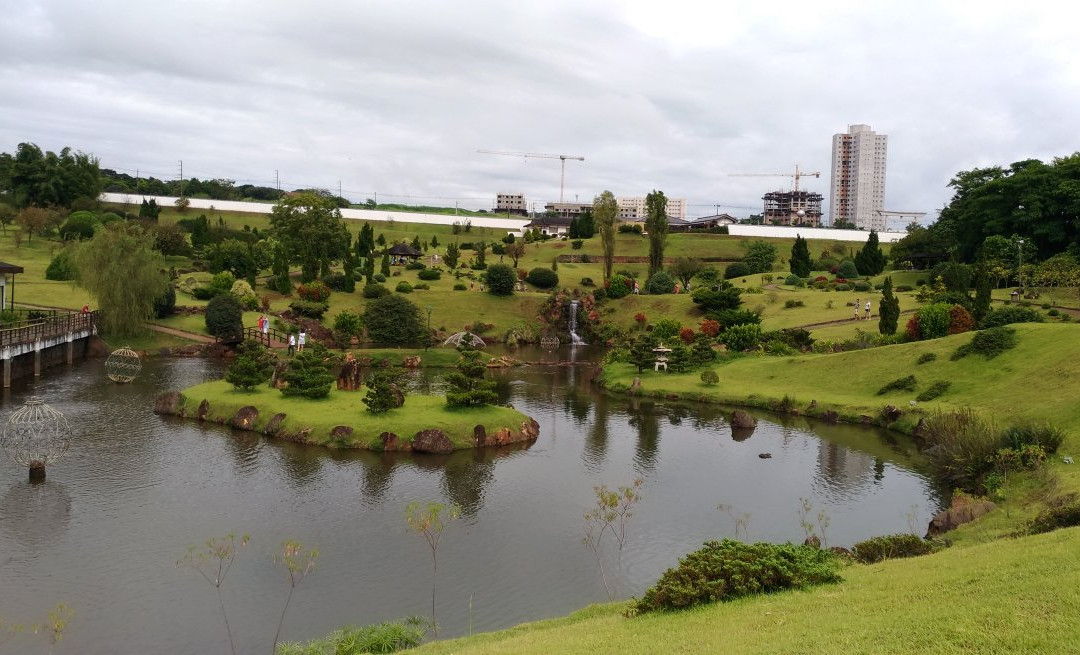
[762,191,823,226]
[616,196,687,221]
[829,124,887,231]
[543,201,593,219]
[495,193,527,216]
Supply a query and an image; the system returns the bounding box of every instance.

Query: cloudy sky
[2,0,1079,221]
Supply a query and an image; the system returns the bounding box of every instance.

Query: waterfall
[568,300,585,345]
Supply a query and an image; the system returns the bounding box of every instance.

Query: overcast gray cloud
[2,0,1079,220]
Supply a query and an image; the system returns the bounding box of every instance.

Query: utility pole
[275,170,280,193]
[178,160,184,198]
[136,168,140,195]
[338,180,342,199]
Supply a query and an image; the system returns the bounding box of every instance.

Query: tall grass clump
[276,617,427,655]
[851,534,934,564]
[1001,422,1065,454]
[634,540,840,613]
[920,409,1001,493]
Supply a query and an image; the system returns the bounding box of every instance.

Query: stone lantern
[1,397,71,482]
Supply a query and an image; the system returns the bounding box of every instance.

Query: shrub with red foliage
[947,305,975,335]
[814,276,829,283]
[297,280,331,302]
[905,315,922,341]
[699,319,721,338]
[833,277,849,284]
[829,266,839,274]
[634,312,647,325]
[679,327,696,344]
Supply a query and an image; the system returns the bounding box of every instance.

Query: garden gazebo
[386,243,423,264]
[0,261,24,311]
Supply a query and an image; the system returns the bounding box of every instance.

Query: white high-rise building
[829,124,887,231]
[616,196,687,221]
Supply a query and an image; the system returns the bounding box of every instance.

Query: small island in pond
[154,380,539,453]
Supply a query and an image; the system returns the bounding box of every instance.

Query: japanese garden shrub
[395,281,413,293]
[153,284,176,318]
[978,306,1045,329]
[1027,498,1080,535]
[1048,308,1060,316]
[724,262,751,279]
[526,267,559,289]
[322,272,349,291]
[916,352,937,365]
[837,259,859,279]
[784,299,804,309]
[373,273,386,283]
[783,274,800,286]
[916,303,952,340]
[712,309,761,331]
[1001,422,1065,454]
[635,540,841,613]
[45,249,76,280]
[209,271,236,296]
[580,277,595,287]
[362,283,390,299]
[297,280,332,302]
[719,323,761,352]
[484,263,517,296]
[607,274,632,299]
[417,267,441,281]
[896,284,914,292]
[280,345,335,399]
[412,282,429,290]
[651,319,682,341]
[362,294,426,345]
[877,375,917,395]
[950,326,1017,360]
[618,223,643,234]
[191,286,217,301]
[225,341,275,391]
[834,283,851,291]
[759,328,814,351]
[404,261,426,270]
[288,300,329,319]
[853,280,872,292]
[230,280,259,310]
[571,239,583,249]
[947,305,976,334]
[592,287,607,300]
[644,271,676,295]
[916,380,951,401]
[930,261,972,293]
[453,283,467,291]
[59,211,97,240]
[700,370,719,385]
[205,294,243,339]
[851,534,933,564]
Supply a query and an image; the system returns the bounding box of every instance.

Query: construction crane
[477,150,585,203]
[729,164,821,192]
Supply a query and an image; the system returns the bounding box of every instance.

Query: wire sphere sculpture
[442,331,486,348]
[1,397,71,480]
[540,335,561,350]
[105,346,142,383]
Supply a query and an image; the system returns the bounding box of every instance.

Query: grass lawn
[177,379,532,449]
[411,526,1080,655]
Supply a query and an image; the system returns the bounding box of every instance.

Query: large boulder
[881,405,903,423]
[329,425,354,443]
[402,355,421,368]
[731,410,756,429]
[412,429,454,454]
[230,406,259,430]
[196,399,211,421]
[337,355,362,391]
[821,410,840,423]
[263,413,287,436]
[926,499,997,538]
[153,391,182,415]
[474,418,540,447]
[380,431,408,451]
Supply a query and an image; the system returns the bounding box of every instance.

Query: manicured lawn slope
[412,527,1080,655]
[178,379,531,449]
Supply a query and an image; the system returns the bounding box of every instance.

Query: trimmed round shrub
[288,300,328,318]
[373,273,386,283]
[571,239,583,249]
[417,268,441,281]
[720,323,761,352]
[485,263,517,296]
[645,271,676,294]
[362,283,389,299]
[978,306,1046,329]
[580,277,595,287]
[205,294,243,339]
[783,274,800,286]
[413,282,430,290]
[395,281,413,293]
[297,280,331,302]
[835,283,851,292]
[405,261,426,270]
[837,259,859,279]
[700,370,719,385]
[453,283,468,291]
[916,303,951,340]
[59,211,97,240]
[635,540,840,612]
[607,274,632,299]
[853,281,872,292]
[45,250,76,280]
[724,262,751,279]
[362,294,426,345]
[526,267,559,289]
[947,305,975,334]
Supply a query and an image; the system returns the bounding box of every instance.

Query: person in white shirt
[288,333,296,356]
[298,330,306,352]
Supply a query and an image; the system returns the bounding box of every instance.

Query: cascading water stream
[568,300,585,345]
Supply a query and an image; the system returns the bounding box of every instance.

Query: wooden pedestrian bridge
[1,309,99,387]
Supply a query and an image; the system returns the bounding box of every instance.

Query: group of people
[256,315,305,355]
[853,297,872,320]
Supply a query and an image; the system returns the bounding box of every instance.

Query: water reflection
[0,480,72,548]
[627,399,660,474]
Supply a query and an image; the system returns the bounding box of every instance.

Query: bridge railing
[215,325,290,347]
[0,311,98,348]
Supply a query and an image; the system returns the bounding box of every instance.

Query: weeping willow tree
[71,222,168,337]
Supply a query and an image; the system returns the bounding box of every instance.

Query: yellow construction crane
[477,150,585,203]
[729,164,821,192]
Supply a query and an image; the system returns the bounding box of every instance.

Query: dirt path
[147,323,216,343]
[794,308,917,331]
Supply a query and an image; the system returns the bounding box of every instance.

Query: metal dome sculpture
[105,346,142,383]
[1,397,71,482]
[442,332,486,348]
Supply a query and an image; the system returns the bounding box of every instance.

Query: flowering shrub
[297,280,332,302]
[947,305,975,335]
[634,312,648,326]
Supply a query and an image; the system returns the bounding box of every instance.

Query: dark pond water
[0,352,943,654]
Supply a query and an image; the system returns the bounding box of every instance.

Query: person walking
[288,332,296,356]
[854,298,860,321]
[865,299,872,320]
[298,329,306,352]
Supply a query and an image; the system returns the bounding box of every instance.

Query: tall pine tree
[855,230,886,276]
[878,276,900,335]
[790,234,812,277]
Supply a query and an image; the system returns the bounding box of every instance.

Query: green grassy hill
[411,526,1080,655]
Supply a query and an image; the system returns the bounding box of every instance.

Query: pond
[0,353,943,654]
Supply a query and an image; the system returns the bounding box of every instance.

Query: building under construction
[762,190,823,227]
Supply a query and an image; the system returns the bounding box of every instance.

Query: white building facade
[616,196,687,221]
[829,124,887,231]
